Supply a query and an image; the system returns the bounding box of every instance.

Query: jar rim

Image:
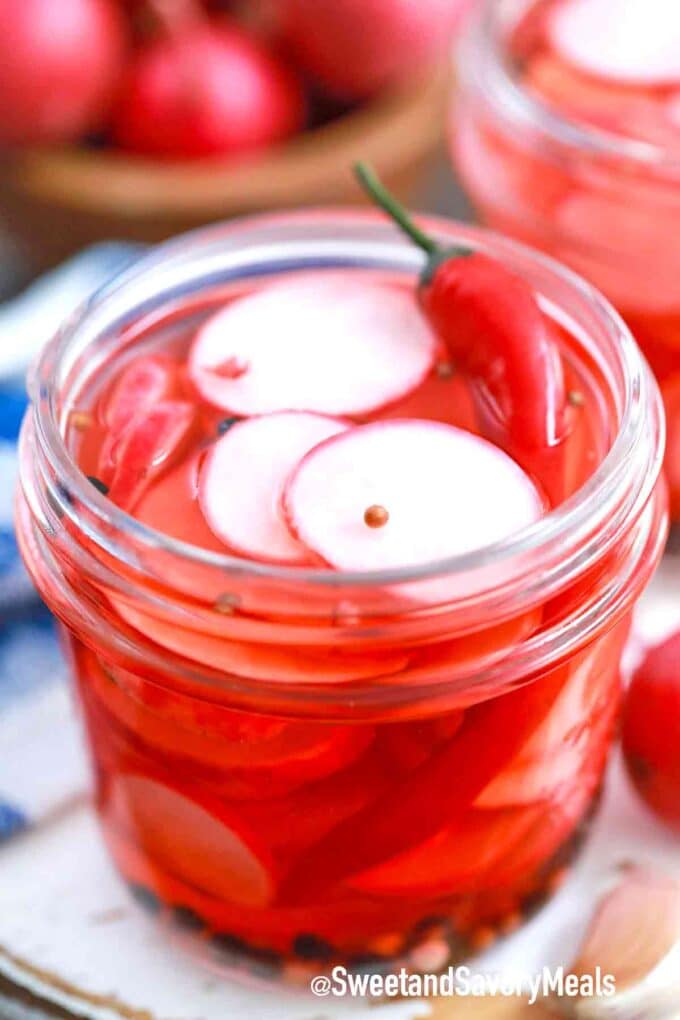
[30,208,663,600]
[457,0,680,173]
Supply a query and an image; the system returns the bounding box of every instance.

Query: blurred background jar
[451,0,680,518]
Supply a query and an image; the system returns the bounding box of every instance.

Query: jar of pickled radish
[16,211,666,982]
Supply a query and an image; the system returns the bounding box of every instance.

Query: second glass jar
[452,0,680,515]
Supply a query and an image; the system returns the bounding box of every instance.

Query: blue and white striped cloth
[0,244,140,841]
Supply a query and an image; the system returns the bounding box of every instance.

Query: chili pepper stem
[354,163,472,274]
[354,163,439,255]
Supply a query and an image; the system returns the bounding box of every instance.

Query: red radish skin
[278,0,469,99]
[549,0,680,86]
[0,0,128,146]
[112,19,305,159]
[622,632,680,833]
[283,420,544,572]
[103,357,176,434]
[198,412,349,564]
[98,356,176,485]
[107,400,194,510]
[188,277,436,417]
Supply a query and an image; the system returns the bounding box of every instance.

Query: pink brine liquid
[39,262,632,979]
[452,0,680,514]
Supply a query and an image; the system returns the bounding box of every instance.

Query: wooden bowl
[0,69,448,271]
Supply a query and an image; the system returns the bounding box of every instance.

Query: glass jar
[16,212,666,984]
[451,0,680,516]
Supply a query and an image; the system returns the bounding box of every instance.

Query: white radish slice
[283,420,543,572]
[113,600,409,683]
[111,774,274,907]
[199,411,348,564]
[188,277,436,417]
[549,0,680,85]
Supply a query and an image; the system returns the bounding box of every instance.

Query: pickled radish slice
[107,400,194,509]
[352,784,591,898]
[89,655,373,788]
[526,56,664,135]
[475,744,590,809]
[280,666,571,899]
[111,774,274,907]
[351,805,545,897]
[284,420,544,571]
[188,278,436,417]
[98,356,176,484]
[199,412,348,563]
[104,355,176,433]
[475,631,623,807]
[239,754,388,858]
[549,0,680,85]
[115,600,408,683]
[380,713,465,773]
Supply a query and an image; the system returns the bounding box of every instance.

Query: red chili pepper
[355,164,567,455]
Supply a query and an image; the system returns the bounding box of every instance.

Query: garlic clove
[555,865,680,1019]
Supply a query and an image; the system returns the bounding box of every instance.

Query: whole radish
[662,374,680,520]
[0,0,128,146]
[112,3,305,159]
[277,0,469,99]
[622,632,680,833]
